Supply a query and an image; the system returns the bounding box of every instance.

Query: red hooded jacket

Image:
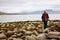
[42,11,49,21]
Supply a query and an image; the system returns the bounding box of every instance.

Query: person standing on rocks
[42,10,49,29]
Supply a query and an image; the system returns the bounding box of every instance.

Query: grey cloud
[0,0,27,6]
[54,5,60,8]
[0,0,60,13]
[51,4,60,10]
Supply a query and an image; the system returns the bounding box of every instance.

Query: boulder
[25,36,36,40]
[7,31,15,34]
[14,38,23,40]
[6,31,15,37]
[8,37,23,40]
[48,32,60,39]
[43,28,50,33]
[26,26,32,30]
[16,33,22,37]
[51,39,57,40]
[0,33,6,39]
[37,33,46,40]
[37,28,43,33]
[25,31,33,35]
[33,30,39,36]
[48,32,60,36]
[1,24,5,28]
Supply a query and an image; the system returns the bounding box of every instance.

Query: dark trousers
[44,21,48,29]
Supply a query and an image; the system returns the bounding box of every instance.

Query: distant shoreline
[0,20,60,23]
[0,13,60,15]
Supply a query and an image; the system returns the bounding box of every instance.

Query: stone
[25,31,33,35]
[37,28,43,33]
[8,37,13,40]
[33,30,39,36]
[11,34,17,38]
[26,26,32,30]
[51,39,57,40]
[1,24,5,28]
[0,33,6,39]
[48,32,60,39]
[25,36,36,40]
[31,34,36,39]
[13,38,23,40]
[16,33,22,37]
[48,32,60,36]
[37,33,46,40]
[43,28,50,33]
[7,31,15,34]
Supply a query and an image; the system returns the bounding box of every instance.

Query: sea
[0,14,60,22]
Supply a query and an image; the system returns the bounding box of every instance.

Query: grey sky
[0,0,60,13]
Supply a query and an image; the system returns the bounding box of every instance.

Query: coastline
[0,14,60,22]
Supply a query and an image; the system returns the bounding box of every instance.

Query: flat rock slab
[48,32,60,36]
[48,32,60,38]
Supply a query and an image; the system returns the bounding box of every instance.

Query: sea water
[0,14,60,22]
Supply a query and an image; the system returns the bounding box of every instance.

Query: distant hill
[0,12,28,15]
[0,10,60,15]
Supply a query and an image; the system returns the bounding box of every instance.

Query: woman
[42,11,49,29]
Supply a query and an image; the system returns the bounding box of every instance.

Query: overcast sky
[0,0,60,13]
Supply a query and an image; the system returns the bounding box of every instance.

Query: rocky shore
[0,20,60,40]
